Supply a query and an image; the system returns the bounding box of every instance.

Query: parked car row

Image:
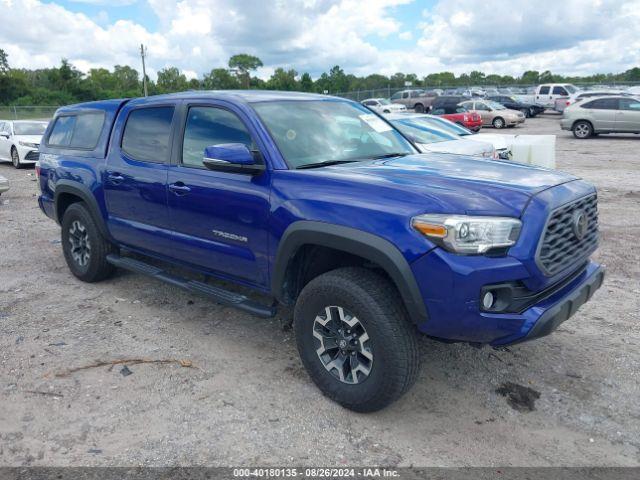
[0,120,49,168]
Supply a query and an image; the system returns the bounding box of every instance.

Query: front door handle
[107,172,124,184]
[169,182,191,195]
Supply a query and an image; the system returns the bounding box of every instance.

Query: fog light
[482,291,495,310]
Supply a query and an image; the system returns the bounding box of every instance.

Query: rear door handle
[107,172,124,183]
[169,182,191,195]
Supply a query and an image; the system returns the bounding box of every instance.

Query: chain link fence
[0,106,59,121]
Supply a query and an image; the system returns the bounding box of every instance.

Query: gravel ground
[0,115,639,467]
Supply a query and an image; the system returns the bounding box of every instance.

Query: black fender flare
[272,221,428,325]
[54,180,112,240]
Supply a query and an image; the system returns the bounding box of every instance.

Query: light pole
[140,44,148,97]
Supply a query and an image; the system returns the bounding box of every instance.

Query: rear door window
[620,98,640,111]
[582,98,619,110]
[121,107,175,163]
[538,86,550,95]
[48,112,105,149]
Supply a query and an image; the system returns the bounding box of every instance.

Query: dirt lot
[1,115,639,467]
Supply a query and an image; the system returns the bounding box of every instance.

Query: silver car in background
[560,96,640,138]
[385,113,495,158]
[553,89,630,113]
[361,98,407,113]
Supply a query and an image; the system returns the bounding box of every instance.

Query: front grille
[25,151,40,161]
[537,194,598,276]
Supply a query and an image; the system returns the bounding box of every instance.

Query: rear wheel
[294,267,420,412]
[414,103,425,113]
[11,147,22,169]
[572,121,593,139]
[492,117,505,129]
[61,202,116,282]
[520,108,530,118]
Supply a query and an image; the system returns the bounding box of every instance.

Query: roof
[129,90,341,105]
[12,119,50,124]
[50,91,357,118]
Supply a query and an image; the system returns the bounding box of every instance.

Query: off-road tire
[61,202,115,282]
[294,267,420,412]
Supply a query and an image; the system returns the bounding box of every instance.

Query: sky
[1,0,639,81]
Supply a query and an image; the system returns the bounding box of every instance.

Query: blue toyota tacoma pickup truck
[37,91,604,412]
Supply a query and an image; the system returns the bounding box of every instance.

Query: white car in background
[626,86,640,96]
[385,113,495,158]
[0,120,49,169]
[533,84,579,108]
[361,98,407,113]
[400,113,511,158]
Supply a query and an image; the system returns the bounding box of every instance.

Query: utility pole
[140,44,148,97]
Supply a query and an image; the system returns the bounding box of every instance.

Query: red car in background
[430,96,483,131]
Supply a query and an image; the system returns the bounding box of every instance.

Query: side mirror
[0,132,9,139]
[202,143,265,175]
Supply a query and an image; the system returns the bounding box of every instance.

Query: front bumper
[560,118,572,131]
[17,145,39,163]
[516,265,605,344]
[410,247,604,346]
[507,116,526,126]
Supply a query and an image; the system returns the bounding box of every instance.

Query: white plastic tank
[509,135,556,169]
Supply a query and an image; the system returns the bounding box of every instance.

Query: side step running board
[106,254,276,318]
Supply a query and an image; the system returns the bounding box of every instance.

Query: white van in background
[534,84,579,108]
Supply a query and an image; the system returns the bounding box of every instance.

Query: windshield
[485,101,506,110]
[14,122,48,135]
[252,100,415,168]
[566,85,578,94]
[378,99,391,105]
[391,120,457,145]
[420,116,473,136]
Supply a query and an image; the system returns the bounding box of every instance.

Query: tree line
[1,49,639,106]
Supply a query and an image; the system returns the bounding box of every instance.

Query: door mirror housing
[0,132,9,139]
[202,144,265,175]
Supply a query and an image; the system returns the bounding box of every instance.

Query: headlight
[19,141,38,148]
[412,214,522,254]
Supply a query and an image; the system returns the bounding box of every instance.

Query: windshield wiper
[296,159,360,170]
[371,152,410,160]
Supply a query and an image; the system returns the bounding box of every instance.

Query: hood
[14,134,43,145]
[418,139,493,156]
[473,133,511,151]
[320,153,577,217]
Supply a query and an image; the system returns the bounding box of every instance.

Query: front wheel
[492,117,505,129]
[294,267,420,412]
[61,202,116,282]
[572,121,593,139]
[11,148,22,169]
